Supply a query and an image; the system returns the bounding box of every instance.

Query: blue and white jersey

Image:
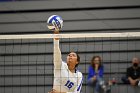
[53,40,83,93]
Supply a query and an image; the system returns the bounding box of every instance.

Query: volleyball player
[48,30,83,93]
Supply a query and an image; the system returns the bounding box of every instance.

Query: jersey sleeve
[53,39,62,69]
[67,73,83,93]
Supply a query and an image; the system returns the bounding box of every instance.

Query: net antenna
[0,32,140,39]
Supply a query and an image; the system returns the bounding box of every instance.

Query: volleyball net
[0,32,140,92]
[0,32,140,39]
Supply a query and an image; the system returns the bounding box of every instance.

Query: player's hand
[130,79,137,86]
[95,64,99,73]
[108,80,113,86]
[48,89,66,93]
[92,76,97,81]
[48,89,57,93]
[54,30,59,34]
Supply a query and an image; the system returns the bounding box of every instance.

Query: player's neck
[68,67,75,73]
[70,69,75,73]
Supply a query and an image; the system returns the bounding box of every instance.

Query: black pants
[121,76,130,84]
[121,76,140,85]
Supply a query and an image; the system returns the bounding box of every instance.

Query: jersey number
[65,80,74,89]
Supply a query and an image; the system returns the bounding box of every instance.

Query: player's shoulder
[76,70,83,77]
[61,61,68,69]
[62,61,67,66]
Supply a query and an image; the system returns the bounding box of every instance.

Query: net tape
[0,32,140,39]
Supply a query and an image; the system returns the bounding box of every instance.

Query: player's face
[132,57,139,64]
[67,52,78,70]
[93,57,100,64]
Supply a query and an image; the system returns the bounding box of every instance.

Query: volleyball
[47,15,63,31]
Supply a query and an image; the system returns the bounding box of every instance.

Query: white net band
[0,32,140,39]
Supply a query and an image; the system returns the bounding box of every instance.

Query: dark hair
[91,56,102,70]
[75,53,80,68]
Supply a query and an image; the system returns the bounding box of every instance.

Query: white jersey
[53,39,83,93]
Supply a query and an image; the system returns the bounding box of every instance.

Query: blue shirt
[87,65,104,81]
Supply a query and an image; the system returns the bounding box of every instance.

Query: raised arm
[53,31,62,69]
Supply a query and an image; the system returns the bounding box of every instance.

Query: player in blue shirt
[87,56,110,93]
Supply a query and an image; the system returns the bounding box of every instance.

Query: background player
[122,57,140,86]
